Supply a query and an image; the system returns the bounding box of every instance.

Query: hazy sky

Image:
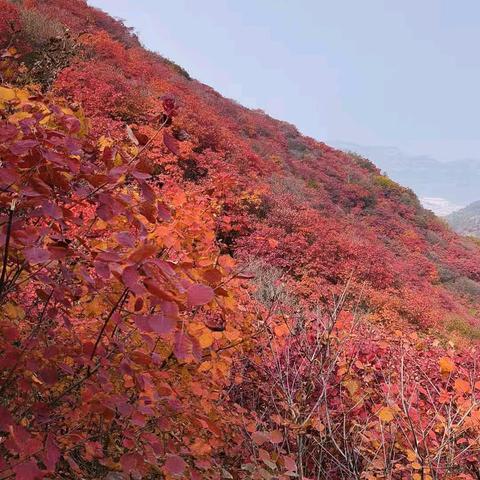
[88,0,480,162]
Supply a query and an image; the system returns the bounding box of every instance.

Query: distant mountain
[446,201,480,237]
[332,141,480,215]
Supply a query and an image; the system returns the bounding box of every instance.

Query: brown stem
[89,288,129,363]
[0,201,15,299]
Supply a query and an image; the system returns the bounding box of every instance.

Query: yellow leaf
[343,379,359,396]
[378,406,394,423]
[84,297,105,317]
[9,111,31,123]
[198,361,212,372]
[13,88,30,103]
[98,135,113,151]
[199,331,214,349]
[0,86,16,102]
[113,152,123,166]
[31,373,43,385]
[216,359,229,376]
[439,357,455,374]
[406,449,417,462]
[4,302,25,320]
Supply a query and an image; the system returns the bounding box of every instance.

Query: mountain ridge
[333,140,480,214]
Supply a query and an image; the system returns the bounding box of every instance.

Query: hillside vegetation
[1,1,480,479]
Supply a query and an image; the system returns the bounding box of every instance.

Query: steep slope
[1,1,480,479]
[447,200,480,237]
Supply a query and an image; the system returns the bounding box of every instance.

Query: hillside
[447,201,480,237]
[1,1,480,479]
[333,141,480,215]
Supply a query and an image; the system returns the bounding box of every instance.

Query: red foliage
[0,0,20,45]
[1,1,480,478]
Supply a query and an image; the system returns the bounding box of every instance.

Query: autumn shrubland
[1,1,480,479]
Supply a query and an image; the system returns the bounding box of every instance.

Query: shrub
[347,150,378,173]
[16,8,77,88]
[244,258,297,313]
[446,315,480,340]
[374,174,401,191]
[162,55,192,80]
[0,0,20,46]
[447,275,480,300]
[55,60,152,122]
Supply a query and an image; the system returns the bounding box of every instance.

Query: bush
[347,150,378,173]
[446,315,480,340]
[19,7,65,47]
[245,258,297,311]
[0,0,20,46]
[55,60,152,122]
[447,275,480,300]
[17,8,77,88]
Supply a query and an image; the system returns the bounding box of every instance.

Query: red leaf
[202,268,222,284]
[0,406,13,430]
[115,231,135,248]
[163,132,179,155]
[252,431,269,446]
[43,435,60,472]
[128,243,157,263]
[94,261,110,279]
[9,139,38,156]
[187,284,214,307]
[38,367,57,385]
[134,297,143,311]
[120,453,142,474]
[284,456,297,472]
[162,97,177,117]
[149,313,176,334]
[157,202,172,221]
[174,332,194,362]
[269,429,283,444]
[13,460,42,480]
[121,266,140,290]
[24,246,51,265]
[134,315,153,333]
[143,279,174,301]
[164,454,186,476]
[0,121,18,142]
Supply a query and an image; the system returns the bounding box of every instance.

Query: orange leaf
[267,238,279,248]
[454,378,471,395]
[274,323,290,337]
[439,357,455,374]
[199,331,214,348]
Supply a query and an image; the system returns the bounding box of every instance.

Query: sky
[88,0,480,162]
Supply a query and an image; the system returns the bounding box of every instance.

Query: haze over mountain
[446,200,480,237]
[332,141,480,216]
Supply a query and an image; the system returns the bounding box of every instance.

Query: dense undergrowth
[1,1,480,479]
